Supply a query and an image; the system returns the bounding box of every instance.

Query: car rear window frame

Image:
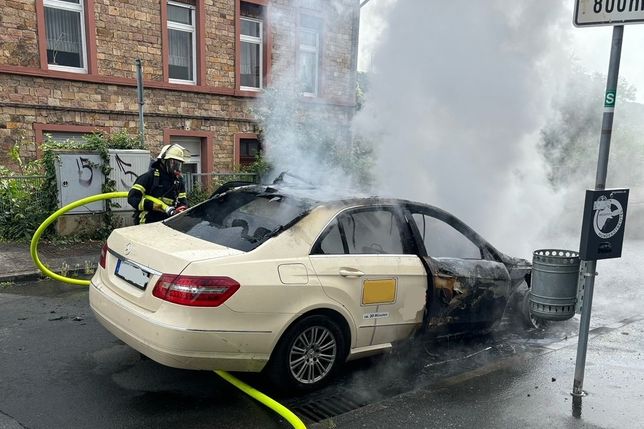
[164,188,314,251]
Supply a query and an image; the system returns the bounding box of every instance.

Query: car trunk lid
[101,222,243,311]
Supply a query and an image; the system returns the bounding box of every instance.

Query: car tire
[522,291,549,330]
[264,315,346,392]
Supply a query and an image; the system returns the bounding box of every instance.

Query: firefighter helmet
[158,144,189,174]
[158,144,188,163]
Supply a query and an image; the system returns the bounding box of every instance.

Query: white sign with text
[575,0,644,26]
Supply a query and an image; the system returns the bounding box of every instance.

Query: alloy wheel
[288,325,337,384]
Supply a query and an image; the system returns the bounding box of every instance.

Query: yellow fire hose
[30,191,307,429]
[214,370,306,429]
[29,191,161,286]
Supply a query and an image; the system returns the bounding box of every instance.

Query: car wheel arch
[264,309,351,391]
[269,308,352,362]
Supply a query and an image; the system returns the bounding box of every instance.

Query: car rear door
[309,205,426,348]
[405,204,511,333]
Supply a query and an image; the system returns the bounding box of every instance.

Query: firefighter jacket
[127,160,188,224]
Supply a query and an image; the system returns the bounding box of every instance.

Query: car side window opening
[315,208,406,255]
[412,213,482,259]
[317,219,346,254]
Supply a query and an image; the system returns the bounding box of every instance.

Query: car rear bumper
[89,277,276,372]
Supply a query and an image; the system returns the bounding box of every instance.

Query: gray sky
[359,0,644,103]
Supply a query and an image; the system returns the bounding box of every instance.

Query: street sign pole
[572,24,623,407]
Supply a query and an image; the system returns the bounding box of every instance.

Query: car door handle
[339,268,364,278]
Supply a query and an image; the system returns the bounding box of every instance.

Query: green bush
[0,173,50,241]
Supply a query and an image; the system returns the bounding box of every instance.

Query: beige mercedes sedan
[90,181,533,391]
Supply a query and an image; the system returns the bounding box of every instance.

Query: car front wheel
[265,315,346,392]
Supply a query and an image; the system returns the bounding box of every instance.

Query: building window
[167,1,196,84]
[239,138,261,166]
[44,0,87,72]
[240,2,264,91]
[45,131,90,143]
[298,14,321,96]
[169,136,202,175]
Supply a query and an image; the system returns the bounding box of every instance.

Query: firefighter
[128,144,189,225]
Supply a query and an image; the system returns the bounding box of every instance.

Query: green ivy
[0,131,143,242]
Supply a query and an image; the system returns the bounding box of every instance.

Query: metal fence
[183,172,259,193]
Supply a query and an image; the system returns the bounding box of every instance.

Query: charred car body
[89,182,535,391]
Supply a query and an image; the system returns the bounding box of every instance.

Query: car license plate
[115,259,150,290]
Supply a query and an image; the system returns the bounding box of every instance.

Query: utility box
[55,151,104,214]
[108,150,151,211]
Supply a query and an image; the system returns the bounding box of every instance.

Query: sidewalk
[0,241,102,283]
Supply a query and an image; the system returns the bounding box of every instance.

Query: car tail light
[152,274,240,307]
[99,243,108,269]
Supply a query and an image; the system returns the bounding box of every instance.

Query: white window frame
[170,136,202,192]
[167,0,197,85]
[44,0,88,74]
[239,17,263,91]
[299,27,319,97]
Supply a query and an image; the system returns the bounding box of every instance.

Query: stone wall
[0,0,359,170]
[0,0,39,68]
[0,73,263,171]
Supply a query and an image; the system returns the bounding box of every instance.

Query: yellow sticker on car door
[362,278,397,305]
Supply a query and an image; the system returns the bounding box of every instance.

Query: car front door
[405,205,511,334]
[309,205,427,349]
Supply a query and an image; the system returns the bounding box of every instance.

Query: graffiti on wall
[114,154,139,188]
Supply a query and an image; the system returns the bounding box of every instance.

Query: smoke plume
[258,0,643,257]
[352,0,643,257]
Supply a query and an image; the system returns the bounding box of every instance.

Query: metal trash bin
[529,249,580,321]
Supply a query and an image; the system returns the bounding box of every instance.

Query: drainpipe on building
[351,1,361,105]
[135,59,145,145]
[349,0,365,155]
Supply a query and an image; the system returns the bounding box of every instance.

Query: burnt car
[90,182,535,391]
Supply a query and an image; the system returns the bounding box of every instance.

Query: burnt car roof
[226,183,449,214]
[223,183,518,264]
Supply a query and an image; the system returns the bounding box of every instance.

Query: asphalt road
[1,240,642,429]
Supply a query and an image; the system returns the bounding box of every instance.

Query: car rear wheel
[265,315,346,392]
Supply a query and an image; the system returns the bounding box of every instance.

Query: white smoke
[258,0,642,258]
[256,2,365,196]
[353,0,598,258]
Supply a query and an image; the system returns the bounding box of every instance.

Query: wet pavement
[322,316,644,429]
[0,279,284,429]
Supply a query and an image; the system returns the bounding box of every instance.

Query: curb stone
[0,267,97,284]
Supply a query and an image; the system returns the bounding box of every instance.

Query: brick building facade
[0,0,359,175]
